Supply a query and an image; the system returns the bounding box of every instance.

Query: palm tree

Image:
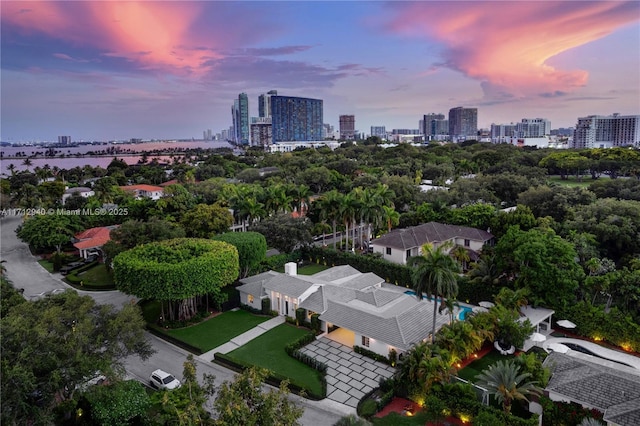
[468,254,502,287]
[408,244,461,343]
[314,190,342,250]
[494,287,529,312]
[381,205,399,233]
[290,184,311,216]
[476,360,542,414]
[339,192,358,252]
[6,163,16,176]
[451,245,471,271]
[436,320,483,363]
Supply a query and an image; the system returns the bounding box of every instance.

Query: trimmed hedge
[213,351,325,400]
[354,345,393,366]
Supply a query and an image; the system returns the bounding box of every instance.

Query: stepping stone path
[299,337,396,408]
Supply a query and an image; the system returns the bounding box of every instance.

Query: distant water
[0,140,233,174]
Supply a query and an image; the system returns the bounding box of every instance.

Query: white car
[149,369,181,390]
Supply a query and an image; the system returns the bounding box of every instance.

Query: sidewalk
[198,315,285,361]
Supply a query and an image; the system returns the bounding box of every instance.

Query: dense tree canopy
[113,238,239,320]
[1,288,153,425]
[212,232,267,278]
[16,213,83,253]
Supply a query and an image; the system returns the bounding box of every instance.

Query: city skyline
[1,1,639,141]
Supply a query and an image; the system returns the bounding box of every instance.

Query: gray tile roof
[319,297,449,351]
[263,274,316,299]
[338,272,385,290]
[311,265,361,282]
[354,288,404,307]
[371,221,493,250]
[237,271,279,298]
[544,352,640,426]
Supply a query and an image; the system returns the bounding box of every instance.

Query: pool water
[404,290,472,320]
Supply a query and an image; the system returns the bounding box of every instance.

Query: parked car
[149,369,181,390]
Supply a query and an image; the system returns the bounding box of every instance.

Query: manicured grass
[276,263,330,275]
[38,259,55,273]
[227,323,323,395]
[456,351,514,382]
[547,175,592,188]
[165,309,271,352]
[75,264,115,288]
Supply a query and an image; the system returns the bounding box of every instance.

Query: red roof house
[73,225,119,259]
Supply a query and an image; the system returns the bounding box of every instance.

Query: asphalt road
[0,215,351,425]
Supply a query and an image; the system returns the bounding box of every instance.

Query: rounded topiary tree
[113,238,239,321]
[212,232,267,278]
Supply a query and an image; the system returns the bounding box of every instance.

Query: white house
[61,187,95,204]
[370,221,494,265]
[119,184,164,200]
[237,263,457,357]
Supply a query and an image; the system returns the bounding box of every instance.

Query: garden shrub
[388,348,397,367]
[310,314,321,333]
[540,396,604,426]
[295,308,306,326]
[358,399,377,418]
[262,297,271,315]
[354,345,393,365]
[240,303,262,315]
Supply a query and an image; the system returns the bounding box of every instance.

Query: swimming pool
[404,290,472,320]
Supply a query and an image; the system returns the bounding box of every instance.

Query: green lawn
[74,264,115,288]
[38,259,55,273]
[226,323,324,395]
[276,263,329,275]
[547,175,593,188]
[164,309,271,353]
[456,351,514,382]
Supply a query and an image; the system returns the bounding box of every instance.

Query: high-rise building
[421,113,446,137]
[572,114,640,149]
[339,115,356,140]
[515,118,551,138]
[231,94,250,144]
[490,123,516,143]
[250,117,272,148]
[370,126,386,139]
[271,95,323,142]
[448,107,478,141]
[258,90,278,118]
[58,135,71,145]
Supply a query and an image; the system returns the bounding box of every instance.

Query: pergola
[519,305,555,334]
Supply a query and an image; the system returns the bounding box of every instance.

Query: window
[362,336,370,347]
[464,239,470,247]
[406,249,412,259]
[386,247,392,255]
[248,295,254,304]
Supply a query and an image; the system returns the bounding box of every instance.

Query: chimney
[284,262,297,276]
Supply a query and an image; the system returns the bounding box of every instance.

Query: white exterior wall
[269,291,298,317]
[371,244,407,265]
[453,237,485,252]
[239,292,262,310]
[354,332,394,357]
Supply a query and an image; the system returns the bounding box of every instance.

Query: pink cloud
[385,1,639,99]
[2,2,222,76]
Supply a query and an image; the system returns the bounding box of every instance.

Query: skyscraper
[572,114,640,149]
[258,90,278,118]
[57,136,71,145]
[271,95,323,142]
[448,107,478,141]
[422,113,446,138]
[370,126,386,139]
[238,93,250,145]
[339,115,356,140]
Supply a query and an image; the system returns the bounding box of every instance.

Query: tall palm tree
[476,360,542,414]
[408,244,460,343]
[381,205,399,233]
[315,190,342,250]
[468,254,502,287]
[451,245,471,271]
[339,192,358,252]
[6,163,16,176]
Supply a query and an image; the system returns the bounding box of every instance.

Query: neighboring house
[72,225,119,259]
[119,184,164,200]
[237,263,455,357]
[370,221,494,265]
[61,187,95,205]
[543,352,640,426]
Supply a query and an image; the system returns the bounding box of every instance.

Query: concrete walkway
[199,315,285,361]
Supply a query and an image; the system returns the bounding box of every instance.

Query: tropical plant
[408,244,460,343]
[476,360,542,414]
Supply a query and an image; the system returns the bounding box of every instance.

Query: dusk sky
[1,1,639,142]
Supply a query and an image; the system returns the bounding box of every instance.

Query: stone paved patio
[299,337,396,408]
